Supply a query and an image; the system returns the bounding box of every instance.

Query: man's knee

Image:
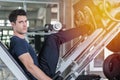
[46,34,57,43]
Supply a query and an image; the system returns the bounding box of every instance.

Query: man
[9,9,90,80]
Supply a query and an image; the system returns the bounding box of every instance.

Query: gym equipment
[103,53,120,80]
[1,0,120,80]
[56,22,120,80]
[28,21,62,32]
[56,0,120,79]
[49,21,62,31]
[76,74,101,80]
[0,41,29,80]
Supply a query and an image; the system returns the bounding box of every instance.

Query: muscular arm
[18,53,52,80]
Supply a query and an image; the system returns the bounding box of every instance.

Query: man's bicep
[18,53,34,67]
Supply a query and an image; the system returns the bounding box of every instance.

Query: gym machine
[57,23,120,80]
[0,0,120,80]
[56,0,120,80]
[0,41,29,80]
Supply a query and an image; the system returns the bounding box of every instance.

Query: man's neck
[14,33,25,39]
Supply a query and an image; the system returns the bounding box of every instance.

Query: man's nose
[23,22,27,27]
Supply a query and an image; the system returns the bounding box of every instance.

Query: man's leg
[38,34,60,78]
[38,26,90,78]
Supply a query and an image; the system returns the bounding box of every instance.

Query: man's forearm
[27,64,52,80]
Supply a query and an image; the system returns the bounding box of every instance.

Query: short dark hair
[9,9,27,22]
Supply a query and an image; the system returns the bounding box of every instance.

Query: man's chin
[20,32,27,35]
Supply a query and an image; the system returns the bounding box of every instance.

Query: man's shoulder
[11,36,25,41]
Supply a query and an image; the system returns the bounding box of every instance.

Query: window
[6,20,11,26]
[0,20,4,26]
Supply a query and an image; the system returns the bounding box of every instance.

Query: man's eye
[19,21,23,23]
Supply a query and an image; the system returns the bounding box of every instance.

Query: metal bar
[64,23,120,80]
[56,28,103,73]
[0,42,29,80]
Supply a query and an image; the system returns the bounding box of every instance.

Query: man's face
[12,15,28,35]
